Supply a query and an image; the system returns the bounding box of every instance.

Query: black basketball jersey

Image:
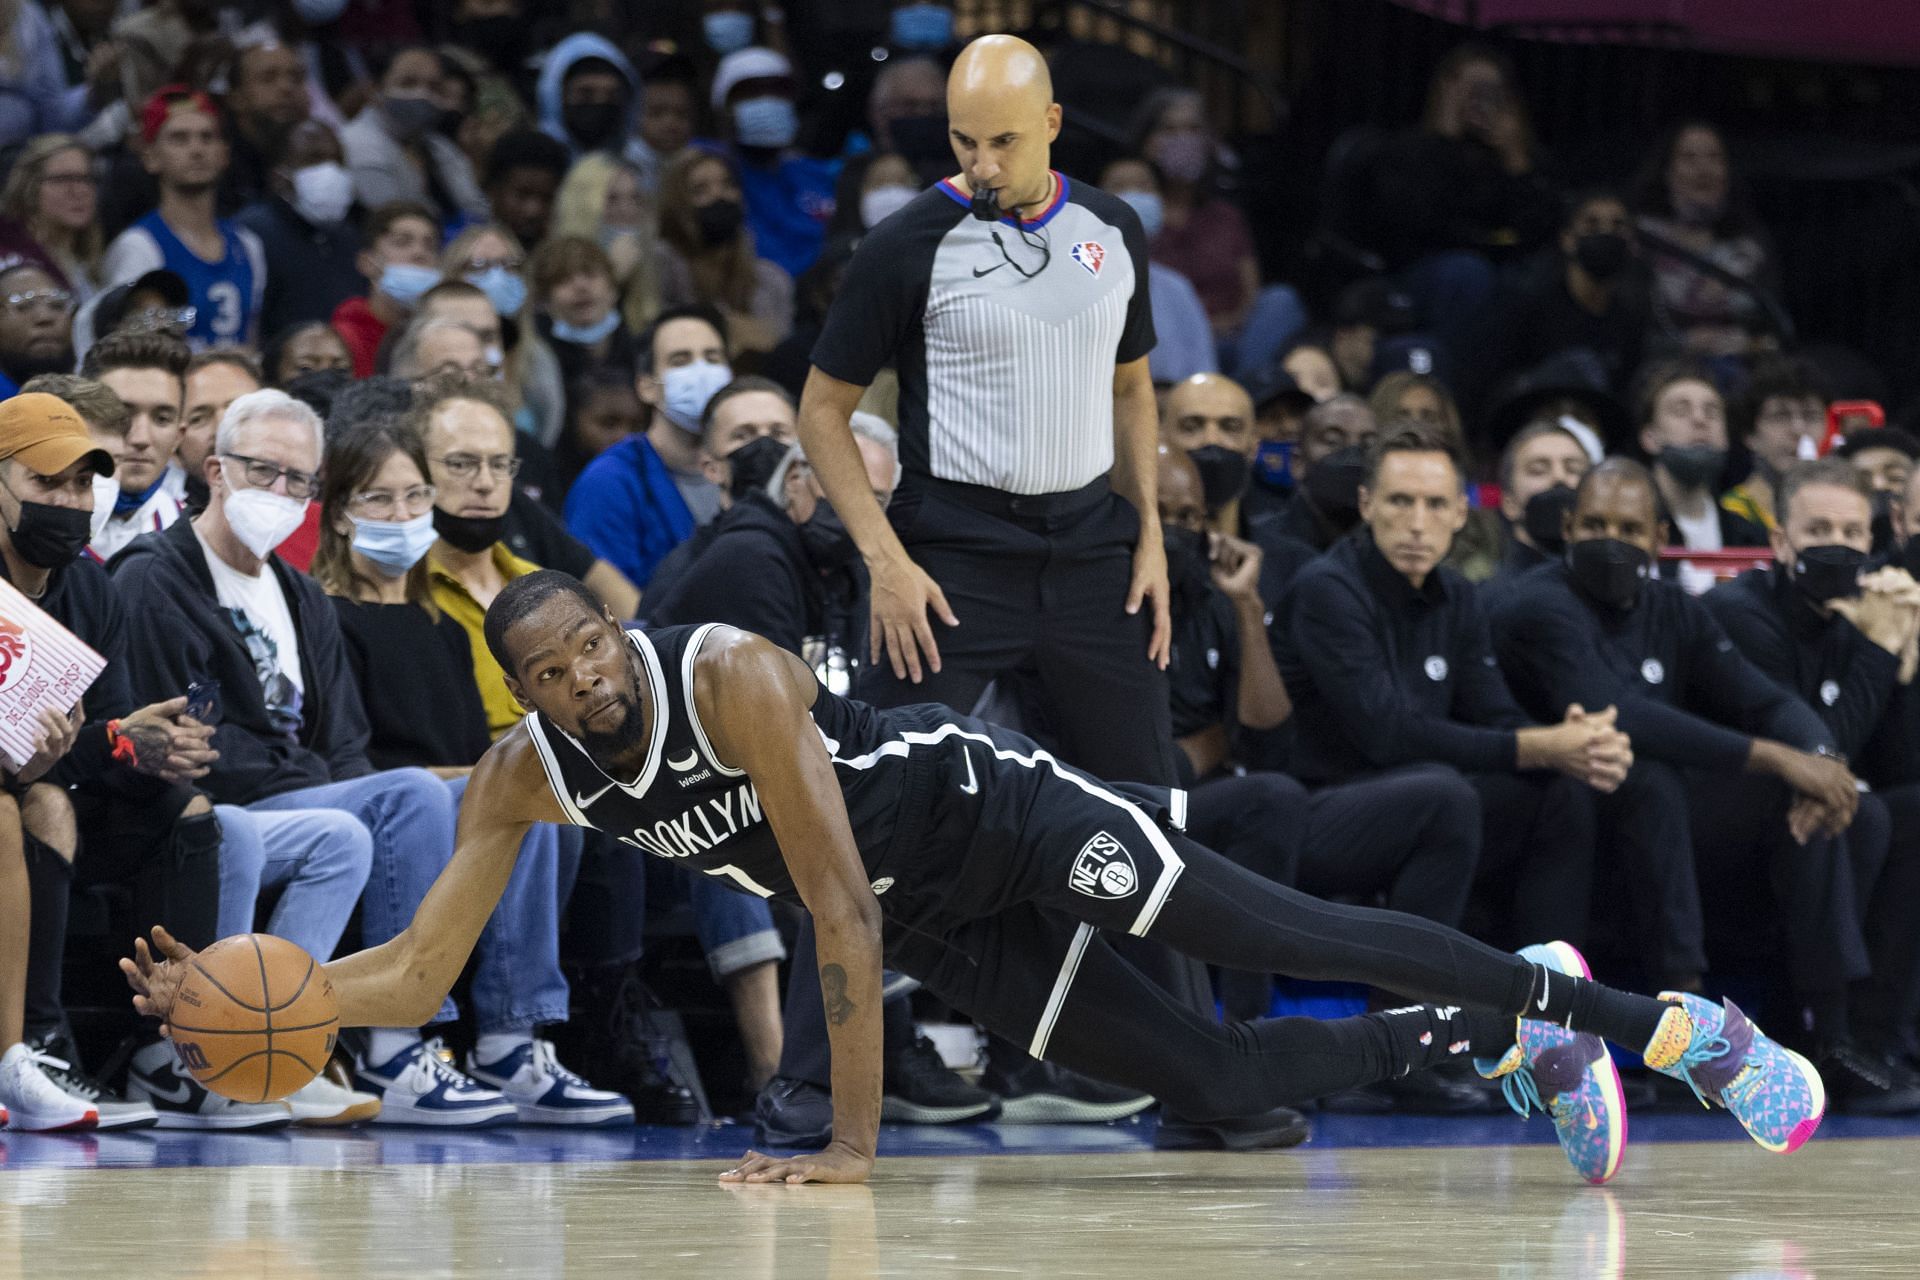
[522,623,947,903]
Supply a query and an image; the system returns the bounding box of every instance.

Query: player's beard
[578,691,648,768]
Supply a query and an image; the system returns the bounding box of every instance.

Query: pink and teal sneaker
[1476,941,1628,1185]
[1644,992,1825,1153]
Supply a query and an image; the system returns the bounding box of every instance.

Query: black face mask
[727,434,789,500]
[798,498,860,572]
[6,493,92,568]
[1522,485,1577,555]
[1901,536,1920,581]
[1790,543,1866,604]
[1658,444,1726,491]
[695,198,744,247]
[1573,232,1631,282]
[432,507,506,555]
[451,15,521,70]
[436,106,464,139]
[1302,444,1368,534]
[887,114,952,180]
[1566,536,1652,611]
[1187,446,1250,512]
[1162,524,1211,612]
[563,101,627,151]
[1870,491,1896,558]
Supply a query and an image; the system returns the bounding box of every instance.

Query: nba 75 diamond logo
[1070,831,1138,899]
[1070,240,1105,276]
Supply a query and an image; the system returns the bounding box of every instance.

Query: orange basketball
[167,934,339,1103]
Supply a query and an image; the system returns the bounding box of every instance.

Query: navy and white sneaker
[355,1038,517,1128]
[125,1042,291,1131]
[467,1039,634,1127]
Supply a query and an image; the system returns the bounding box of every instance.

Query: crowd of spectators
[4,2,1920,1139]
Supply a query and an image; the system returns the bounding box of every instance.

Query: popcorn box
[0,574,106,772]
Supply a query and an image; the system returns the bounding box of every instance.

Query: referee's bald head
[948,36,1061,217]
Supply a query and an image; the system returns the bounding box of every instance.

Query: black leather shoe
[1826,1043,1920,1116]
[1316,1081,1395,1114]
[1155,1106,1311,1150]
[1382,1065,1501,1114]
[754,1076,833,1147]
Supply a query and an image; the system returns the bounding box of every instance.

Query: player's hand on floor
[720,1141,875,1185]
[119,924,198,1032]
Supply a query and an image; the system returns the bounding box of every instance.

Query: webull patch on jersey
[1070,831,1138,899]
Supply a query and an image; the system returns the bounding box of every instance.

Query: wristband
[108,718,140,768]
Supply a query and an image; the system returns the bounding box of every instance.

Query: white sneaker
[25,1035,158,1131]
[0,1043,97,1132]
[356,1038,517,1127]
[467,1039,634,1127]
[125,1042,292,1131]
[284,1070,380,1127]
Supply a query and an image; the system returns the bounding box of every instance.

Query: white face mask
[660,360,734,433]
[859,184,916,229]
[222,473,310,560]
[89,473,118,541]
[290,161,355,226]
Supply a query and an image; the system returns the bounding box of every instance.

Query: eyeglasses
[349,484,437,519]
[123,304,197,334]
[223,452,319,500]
[431,452,520,481]
[428,359,503,382]
[6,289,73,317]
[463,256,524,274]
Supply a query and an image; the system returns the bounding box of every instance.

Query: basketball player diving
[123,573,1826,1186]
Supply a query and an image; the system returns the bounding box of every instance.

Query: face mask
[728,433,789,499]
[860,184,917,229]
[1900,536,1920,581]
[1149,132,1210,184]
[350,511,437,575]
[1522,484,1577,555]
[291,0,347,22]
[1252,439,1294,492]
[1790,543,1866,604]
[888,113,951,174]
[1566,536,1651,611]
[660,360,734,433]
[563,101,627,151]
[89,474,117,540]
[889,2,954,49]
[798,497,860,571]
[5,489,94,568]
[1573,231,1630,281]
[290,161,354,226]
[550,309,621,346]
[1657,443,1726,491]
[222,482,310,560]
[378,262,441,307]
[1871,491,1896,558]
[1119,190,1164,239]
[1302,443,1368,533]
[732,96,798,150]
[382,94,441,139]
[466,266,526,317]
[1161,524,1211,611]
[432,506,505,554]
[1187,445,1250,512]
[694,197,744,247]
[451,14,519,67]
[703,9,754,53]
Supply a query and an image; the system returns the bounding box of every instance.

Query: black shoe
[882,1035,1000,1124]
[1316,1081,1394,1114]
[1826,1042,1920,1116]
[1381,1064,1501,1114]
[754,1076,833,1147]
[574,971,702,1125]
[1155,1106,1311,1151]
[980,1057,1154,1124]
[1618,1071,1659,1112]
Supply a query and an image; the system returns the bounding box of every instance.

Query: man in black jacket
[235,121,364,339]
[1705,459,1920,1108]
[1275,421,1630,951]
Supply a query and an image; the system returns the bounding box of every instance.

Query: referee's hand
[870,551,960,683]
[1128,537,1172,670]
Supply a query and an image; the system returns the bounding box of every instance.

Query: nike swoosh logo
[138,1067,195,1105]
[1536,970,1551,1013]
[574,781,616,809]
[666,749,700,772]
[972,264,1003,278]
[959,747,979,796]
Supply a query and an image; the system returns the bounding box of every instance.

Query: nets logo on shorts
[1070,241,1105,276]
[1069,831,1138,899]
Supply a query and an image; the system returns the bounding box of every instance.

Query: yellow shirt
[428,543,542,738]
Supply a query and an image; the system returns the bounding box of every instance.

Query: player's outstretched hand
[720,1141,875,1185]
[119,924,197,1033]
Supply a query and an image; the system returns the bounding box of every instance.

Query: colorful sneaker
[467,1039,634,1127]
[1477,941,1627,1185]
[1644,992,1826,1153]
[0,1043,97,1132]
[356,1038,517,1128]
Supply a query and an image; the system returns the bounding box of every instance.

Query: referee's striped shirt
[810,172,1156,497]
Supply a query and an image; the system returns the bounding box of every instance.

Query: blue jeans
[214,803,372,961]
[642,859,787,980]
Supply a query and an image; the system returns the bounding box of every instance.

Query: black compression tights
[1030,834,1670,1121]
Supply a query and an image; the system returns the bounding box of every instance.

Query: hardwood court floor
[4,1121,1917,1279]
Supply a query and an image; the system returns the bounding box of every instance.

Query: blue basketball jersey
[134,212,258,347]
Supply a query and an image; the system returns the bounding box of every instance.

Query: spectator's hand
[867,550,958,684]
[1787,794,1853,845]
[1128,532,1171,670]
[119,924,196,1031]
[84,40,123,108]
[1209,532,1263,603]
[1828,570,1920,655]
[1563,704,1633,793]
[1775,749,1860,827]
[720,1140,874,1185]
[117,695,219,783]
[12,702,82,785]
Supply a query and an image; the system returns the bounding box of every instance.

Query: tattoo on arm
[821,963,855,1026]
